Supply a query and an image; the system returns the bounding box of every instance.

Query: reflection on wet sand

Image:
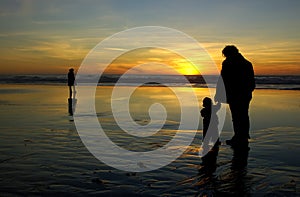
[196,145,250,196]
[68,89,77,116]
[0,85,298,195]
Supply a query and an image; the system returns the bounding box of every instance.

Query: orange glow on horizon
[103,48,206,76]
[0,43,299,76]
[174,61,200,75]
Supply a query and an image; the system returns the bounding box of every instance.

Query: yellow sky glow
[1,41,299,75]
[0,1,299,75]
[103,48,204,75]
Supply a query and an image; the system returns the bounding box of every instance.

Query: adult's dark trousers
[228,98,251,140]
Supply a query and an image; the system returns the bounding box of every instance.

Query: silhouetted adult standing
[215,45,255,148]
[67,68,75,98]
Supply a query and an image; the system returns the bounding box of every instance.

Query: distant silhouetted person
[68,68,75,98]
[201,97,221,152]
[215,45,255,148]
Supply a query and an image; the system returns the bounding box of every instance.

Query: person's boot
[226,135,237,146]
[226,136,249,150]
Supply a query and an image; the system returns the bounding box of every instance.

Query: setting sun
[172,60,200,75]
[103,48,204,75]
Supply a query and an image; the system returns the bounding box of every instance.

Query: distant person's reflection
[68,96,77,116]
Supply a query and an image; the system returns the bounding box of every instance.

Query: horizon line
[0,73,300,76]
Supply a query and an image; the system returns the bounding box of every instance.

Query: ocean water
[0,78,299,196]
[0,74,299,90]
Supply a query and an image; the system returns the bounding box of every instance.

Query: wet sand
[0,84,299,196]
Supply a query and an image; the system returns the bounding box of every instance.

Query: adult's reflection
[222,146,251,196]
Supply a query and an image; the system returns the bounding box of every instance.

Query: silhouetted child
[200,97,221,151]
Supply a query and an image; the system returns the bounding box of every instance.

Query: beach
[1,0,299,195]
[0,84,299,196]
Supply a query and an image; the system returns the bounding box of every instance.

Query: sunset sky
[0,0,299,75]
